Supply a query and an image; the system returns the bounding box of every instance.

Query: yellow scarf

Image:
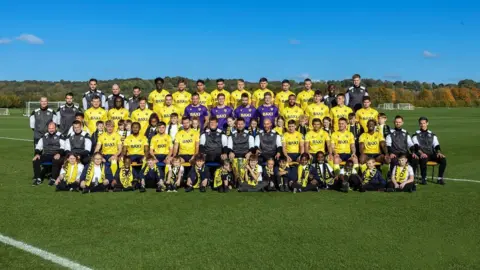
[119,166,133,188]
[363,168,377,184]
[214,169,231,188]
[64,163,78,184]
[193,166,205,188]
[297,165,310,187]
[84,163,105,186]
[394,165,408,183]
[247,165,259,185]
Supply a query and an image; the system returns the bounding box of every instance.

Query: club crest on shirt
[47,112,50,115]
[270,133,273,136]
[224,109,226,113]
[80,137,83,140]
[270,107,273,111]
[249,109,251,112]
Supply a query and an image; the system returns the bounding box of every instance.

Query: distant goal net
[378,103,414,110]
[0,108,10,116]
[24,101,80,116]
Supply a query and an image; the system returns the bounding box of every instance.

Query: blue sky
[0,0,479,83]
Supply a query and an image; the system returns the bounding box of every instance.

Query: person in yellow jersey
[154,94,181,124]
[331,117,357,165]
[195,79,213,109]
[172,79,192,113]
[149,121,173,164]
[210,78,231,107]
[123,122,149,165]
[148,77,170,112]
[305,90,330,128]
[94,120,123,174]
[230,79,251,109]
[174,117,199,163]
[355,96,379,133]
[107,96,129,131]
[330,93,353,131]
[131,97,153,136]
[84,95,108,133]
[280,95,304,128]
[275,79,296,113]
[305,118,332,159]
[359,119,390,166]
[297,78,315,111]
[252,77,274,108]
[282,120,304,162]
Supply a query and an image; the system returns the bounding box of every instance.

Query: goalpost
[378,103,414,110]
[23,101,80,116]
[396,103,415,110]
[378,103,395,110]
[0,108,10,116]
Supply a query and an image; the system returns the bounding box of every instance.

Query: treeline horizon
[0,77,479,108]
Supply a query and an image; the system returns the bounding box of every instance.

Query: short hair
[367,119,377,126]
[118,119,125,126]
[182,116,190,122]
[139,97,147,102]
[398,154,408,160]
[146,154,156,161]
[170,112,179,118]
[323,116,331,122]
[312,118,321,124]
[337,93,345,98]
[133,86,141,91]
[348,113,356,119]
[300,153,310,160]
[287,120,296,126]
[362,96,371,102]
[338,117,348,123]
[65,92,74,98]
[105,120,114,127]
[238,79,245,83]
[288,94,296,99]
[92,95,100,101]
[304,78,312,83]
[378,113,387,118]
[314,90,322,96]
[191,92,200,98]
[328,84,336,90]
[241,93,249,98]
[236,117,245,123]
[259,77,268,83]
[209,116,218,122]
[96,121,104,126]
[159,121,166,127]
[216,78,225,83]
[217,93,225,99]
[315,151,325,157]
[221,159,232,167]
[125,119,132,124]
[194,153,205,162]
[395,115,404,121]
[281,79,290,84]
[131,122,141,129]
[89,78,97,83]
[165,94,173,99]
[418,116,429,123]
[177,79,186,85]
[279,156,287,163]
[352,74,361,80]
[248,154,259,162]
[154,77,164,84]
[263,92,272,98]
[196,79,205,85]
[72,120,82,126]
[75,112,84,118]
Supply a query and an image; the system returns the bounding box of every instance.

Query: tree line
[0,77,479,108]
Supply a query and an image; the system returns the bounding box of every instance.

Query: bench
[427,161,438,182]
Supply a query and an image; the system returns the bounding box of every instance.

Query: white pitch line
[0,233,93,270]
[0,136,33,142]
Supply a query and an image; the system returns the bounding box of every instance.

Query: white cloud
[16,34,44,44]
[0,38,12,44]
[423,50,438,58]
[299,73,310,79]
[289,39,301,45]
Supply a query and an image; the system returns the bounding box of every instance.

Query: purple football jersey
[234,105,257,128]
[210,106,233,130]
[184,104,209,129]
[257,104,279,129]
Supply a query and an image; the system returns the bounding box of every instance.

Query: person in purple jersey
[234,93,257,128]
[184,93,209,130]
[257,92,279,129]
[210,93,233,131]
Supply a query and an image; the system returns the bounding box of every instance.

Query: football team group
[29,74,447,193]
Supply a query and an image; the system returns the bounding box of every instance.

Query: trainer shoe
[437,179,445,185]
[200,187,206,193]
[412,184,417,192]
[82,188,90,194]
[386,188,394,192]
[279,185,285,192]
[185,186,193,192]
[420,179,427,185]
[48,178,55,186]
[359,186,366,193]
[32,178,41,186]
[293,188,298,194]
[341,182,349,193]
[156,186,163,192]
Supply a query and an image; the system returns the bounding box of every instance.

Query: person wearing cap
[412,116,447,185]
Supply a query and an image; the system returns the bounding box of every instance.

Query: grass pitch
[0,108,479,269]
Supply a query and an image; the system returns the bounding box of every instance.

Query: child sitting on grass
[112,156,140,192]
[238,154,268,192]
[262,158,278,191]
[314,151,348,192]
[164,156,184,192]
[185,154,210,193]
[213,159,234,193]
[55,153,84,192]
[354,158,386,192]
[290,153,320,193]
[339,159,361,190]
[140,155,164,192]
[80,152,113,193]
[387,154,415,192]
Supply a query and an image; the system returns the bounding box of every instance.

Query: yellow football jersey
[305,129,330,154]
[154,105,181,125]
[197,92,212,108]
[282,131,304,154]
[274,126,284,136]
[230,90,251,108]
[275,90,296,112]
[124,134,148,156]
[281,106,304,128]
[97,132,122,155]
[359,131,384,154]
[297,90,315,110]
[148,89,170,112]
[210,89,231,107]
[131,108,153,135]
[305,103,330,128]
[150,133,173,155]
[331,130,355,154]
[252,89,274,107]
[84,107,107,133]
[172,91,192,113]
[330,105,353,131]
[107,108,129,131]
[356,108,379,132]
[174,129,199,155]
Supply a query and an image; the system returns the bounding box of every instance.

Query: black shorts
[339,154,351,162]
[179,155,192,162]
[366,154,381,159]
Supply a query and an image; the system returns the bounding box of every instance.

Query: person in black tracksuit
[30,97,57,148]
[32,122,65,186]
[57,93,81,136]
[345,74,368,112]
[199,117,229,163]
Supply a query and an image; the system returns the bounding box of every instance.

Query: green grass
[0,108,479,269]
